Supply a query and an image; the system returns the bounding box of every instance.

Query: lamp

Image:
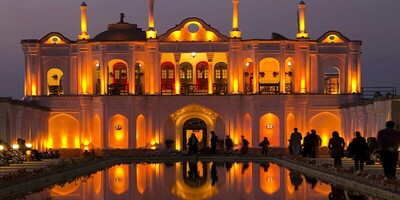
[191,52,196,58]
[0,145,3,151]
[115,124,123,130]
[12,144,19,150]
[26,143,32,148]
[266,123,273,129]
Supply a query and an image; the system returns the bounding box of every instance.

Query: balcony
[108,84,129,95]
[48,85,63,95]
[259,83,279,94]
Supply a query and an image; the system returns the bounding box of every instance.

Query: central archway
[182,118,207,150]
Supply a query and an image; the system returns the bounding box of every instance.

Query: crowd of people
[288,121,400,180]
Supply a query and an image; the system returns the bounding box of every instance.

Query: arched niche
[309,112,341,147]
[48,114,79,149]
[259,58,280,84]
[260,113,280,147]
[136,114,146,148]
[108,114,128,148]
[286,113,295,143]
[92,114,102,148]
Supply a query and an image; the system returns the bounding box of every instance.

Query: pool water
[25,161,373,200]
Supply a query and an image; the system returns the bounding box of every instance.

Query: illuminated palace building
[16,0,365,151]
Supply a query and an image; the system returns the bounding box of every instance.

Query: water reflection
[25,162,374,200]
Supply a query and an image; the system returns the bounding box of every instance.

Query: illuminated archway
[324,67,340,94]
[259,58,280,94]
[284,57,294,93]
[136,164,147,194]
[243,58,254,93]
[243,113,252,146]
[171,104,218,150]
[48,114,80,149]
[136,114,146,148]
[47,68,64,95]
[260,163,280,195]
[107,59,129,95]
[309,112,341,147]
[260,113,280,146]
[92,115,102,148]
[286,113,295,143]
[108,165,129,195]
[108,114,128,148]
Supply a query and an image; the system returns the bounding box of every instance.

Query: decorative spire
[230,0,241,38]
[296,0,309,39]
[146,0,157,39]
[78,2,90,40]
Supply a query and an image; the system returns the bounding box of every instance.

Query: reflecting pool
[25,162,374,200]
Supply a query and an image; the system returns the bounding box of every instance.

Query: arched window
[213,62,227,95]
[161,62,175,94]
[180,62,193,84]
[135,62,144,95]
[196,62,208,91]
[109,63,128,95]
[324,67,339,94]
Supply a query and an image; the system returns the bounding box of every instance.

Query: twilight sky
[1,0,399,99]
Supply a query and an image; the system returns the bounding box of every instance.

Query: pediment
[158,17,229,42]
[317,31,350,44]
[40,32,71,44]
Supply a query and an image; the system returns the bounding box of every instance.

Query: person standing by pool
[259,137,270,155]
[225,135,233,152]
[290,128,302,156]
[210,131,218,154]
[188,133,199,155]
[348,131,369,172]
[328,131,345,167]
[241,135,250,155]
[377,121,400,179]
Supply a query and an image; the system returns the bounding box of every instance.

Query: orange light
[31,84,37,96]
[351,79,357,93]
[82,79,87,94]
[146,30,157,39]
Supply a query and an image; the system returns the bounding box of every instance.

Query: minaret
[146,0,157,39]
[78,2,90,40]
[296,0,309,39]
[230,0,241,38]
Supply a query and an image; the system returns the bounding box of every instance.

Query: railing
[161,83,174,95]
[324,82,339,94]
[108,84,129,95]
[245,84,253,94]
[259,83,279,94]
[48,85,63,95]
[361,87,397,99]
[285,83,292,94]
[213,83,227,95]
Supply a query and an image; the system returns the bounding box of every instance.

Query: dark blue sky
[1,0,399,99]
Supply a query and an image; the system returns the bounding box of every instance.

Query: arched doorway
[109,62,128,95]
[182,118,207,150]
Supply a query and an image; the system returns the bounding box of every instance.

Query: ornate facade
[19,1,362,150]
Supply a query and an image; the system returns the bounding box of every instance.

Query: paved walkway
[0,159,61,176]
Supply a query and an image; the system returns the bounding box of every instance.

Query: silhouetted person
[328,131,345,167]
[289,170,303,191]
[241,162,249,174]
[240,135,249,155]
[348,131,369,171]
[302,132,313,157]
[290,128,303,156]
[377,121,400,179]
[310,130,322,158]
[225,162,233,172]
[188,133,199,155]
[329,186,346,200]
[210,131,218,154]
[259,137,270,155]
[211,162,218,186]
[225,135,233,151]
[188,161,199,180]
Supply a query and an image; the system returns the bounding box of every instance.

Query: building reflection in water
[26,162,352,200]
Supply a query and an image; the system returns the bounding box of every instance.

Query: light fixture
[96,62,100,67]
[266,123,273,129]
[12,144,19,149]
[26,143,32,148]
[0,145,3,151]
[191,52,196,58]
[288,61,292,68]
[259,72,265,78]
[115,124,123,130]
[245,62,250,68]
[272,71,279,77]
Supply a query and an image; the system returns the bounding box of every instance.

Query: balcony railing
[285,83,292,94]
[48,85,63,95]
[108,84,129,95]
[213,83,227,95]
[259,83,279,94]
